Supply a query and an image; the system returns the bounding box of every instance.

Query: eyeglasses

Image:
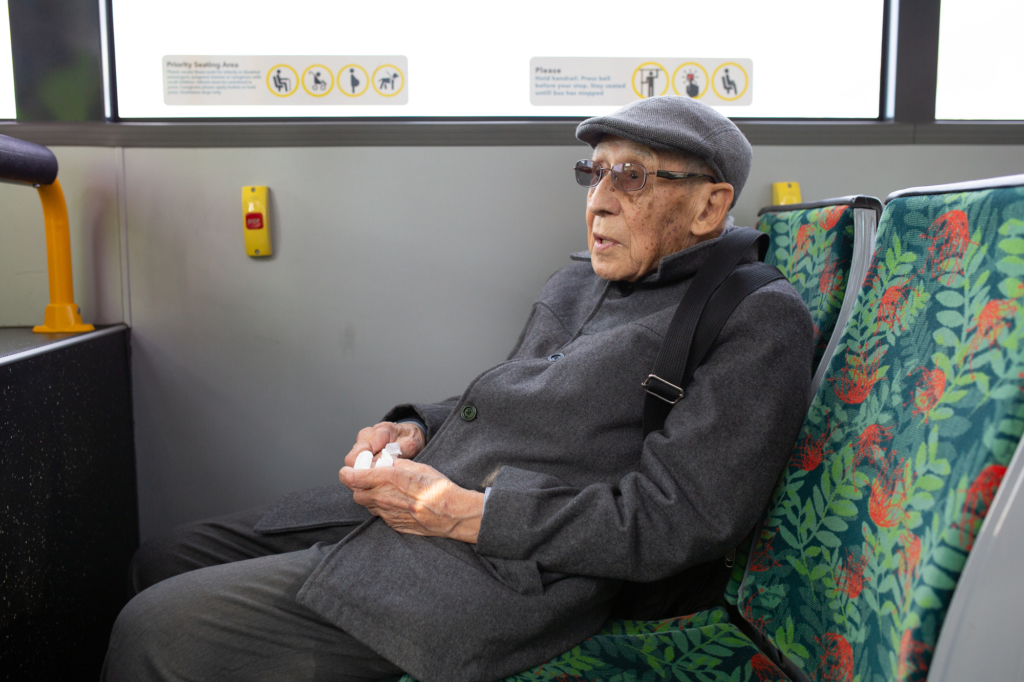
[574,159,717,192]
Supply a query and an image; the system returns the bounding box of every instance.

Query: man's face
[585,137,709,282]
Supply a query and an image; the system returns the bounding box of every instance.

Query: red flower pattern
[831,347,885,404]
[958,464,1007,550]
[794,223,815,260]
[751,652,782,682]
[833,544,871,599]
[897,531,921,597]
[869,452,911,529]
[820,206,846,231]
[896,629,933,681]
[877,280,912,329]
[908,366,946,421]
[815,633,854,682]
[742,598,772,635]
[790,418,837,471]
[676,198,1024,682]
[854,424,893,468]
[965,299,1018,373]
[921,210,974,284]
[749,527,782,572]
[716,196,1024,682]
[819,254,844,300]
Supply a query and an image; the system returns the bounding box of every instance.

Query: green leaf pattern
[740,187,1024,682]
[398,608,786,682]
[758,205,856,369]
[400,190,1024,682]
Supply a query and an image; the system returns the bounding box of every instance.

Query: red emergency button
[245,212,264,230]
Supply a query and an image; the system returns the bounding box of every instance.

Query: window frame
[105,0,892,126]
[1,0,1023,146]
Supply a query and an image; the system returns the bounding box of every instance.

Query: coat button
[460,405,478,421]
[616,281,634,297]
[547,353,564,361]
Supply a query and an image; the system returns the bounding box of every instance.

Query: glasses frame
[574,160,718,192]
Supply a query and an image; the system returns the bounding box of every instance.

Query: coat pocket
[477,555,545,596]
[422,535,546,597]
[253,484,372,534]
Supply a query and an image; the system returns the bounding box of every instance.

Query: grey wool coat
[254,229,815,682]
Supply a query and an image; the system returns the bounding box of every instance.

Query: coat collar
[569,226,757,287]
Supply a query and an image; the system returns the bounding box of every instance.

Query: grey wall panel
[0,146,122,327]
[124,146,588,537]
[741,145,1024,224]
[122,144,1024,539]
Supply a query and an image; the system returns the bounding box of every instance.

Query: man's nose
[587,173,620,216]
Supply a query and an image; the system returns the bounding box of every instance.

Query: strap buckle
[642,374,685,405]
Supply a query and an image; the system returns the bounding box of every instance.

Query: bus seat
[736,173,1024,681]
[717,196,882,614]
[396,608,785,681]
[756,196,882,398]
[399,176,1024,681]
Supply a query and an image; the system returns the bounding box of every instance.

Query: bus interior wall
[2,142,1023,541]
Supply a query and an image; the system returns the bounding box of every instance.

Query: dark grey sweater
[255,231,814,682]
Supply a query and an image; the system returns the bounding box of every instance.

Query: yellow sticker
[672,62,708,99]
[372,64,405,97]
[266,64,299,97]
[163,55,407,106]
[338,64,370,97]
[302,64,334,97]
[529,57,751,107]
[632,62,669,99]
[711,62,749,102]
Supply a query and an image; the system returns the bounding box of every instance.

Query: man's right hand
[343,421,426,467]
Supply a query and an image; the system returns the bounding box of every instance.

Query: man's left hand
[339,460,484,544]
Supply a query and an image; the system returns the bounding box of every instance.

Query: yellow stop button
[242,186,272,257]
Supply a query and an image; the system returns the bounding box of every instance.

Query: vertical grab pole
[32,178,94,333]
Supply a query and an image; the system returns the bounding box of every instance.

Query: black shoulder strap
[642,229,783,437]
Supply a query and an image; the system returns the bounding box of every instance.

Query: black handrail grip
[0,134,58,185]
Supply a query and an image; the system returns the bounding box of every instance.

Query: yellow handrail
[32,178,94,333]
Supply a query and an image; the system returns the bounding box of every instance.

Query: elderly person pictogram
[103,96,814,682]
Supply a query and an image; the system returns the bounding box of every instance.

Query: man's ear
[690,183,734,237]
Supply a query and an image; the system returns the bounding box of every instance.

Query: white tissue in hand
[375,451,394,468]
[354,451,373,470]
[383,442,402,457]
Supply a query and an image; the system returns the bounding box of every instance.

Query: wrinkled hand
[343,421,426,468]
[339,459,484,544]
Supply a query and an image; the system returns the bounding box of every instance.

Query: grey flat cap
[576,96,752,203]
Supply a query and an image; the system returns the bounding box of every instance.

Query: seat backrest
[738,176,1024,682]
[757,197,881,394]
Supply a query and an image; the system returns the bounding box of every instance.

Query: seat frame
[757,195,882,400]
[886,172,1024,203]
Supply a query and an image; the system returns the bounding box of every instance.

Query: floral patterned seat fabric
[397,608,787,682]
[739,182,1024,681]
[757,203,857,371]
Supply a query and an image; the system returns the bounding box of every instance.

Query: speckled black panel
[1,328,138,682]
[0,327,77,360]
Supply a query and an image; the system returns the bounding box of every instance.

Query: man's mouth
[593,235,620,253]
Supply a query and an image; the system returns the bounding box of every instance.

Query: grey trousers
[102,506,404,682]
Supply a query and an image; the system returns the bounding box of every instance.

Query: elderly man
[104,97,813,682]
